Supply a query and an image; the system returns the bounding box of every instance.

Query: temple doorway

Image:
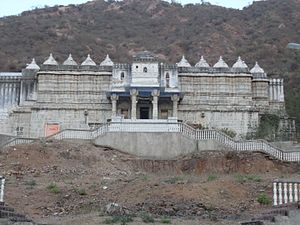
[140,107,150,119]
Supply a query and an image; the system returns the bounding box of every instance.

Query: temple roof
[63,54,78,66]
[100,54,114,66]
[232,56,248,69]
[195,56,210,68]
[81,54,96,66]
[26,58,40,70]
[177,55,191,67]
[250,62,265,74]
[43,53,58,65]
[213,56,229,68]
[134,51,155,59]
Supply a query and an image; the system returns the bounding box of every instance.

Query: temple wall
[178,74,253,110]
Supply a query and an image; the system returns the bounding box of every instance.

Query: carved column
[151,90,160,120]
[111,94,119,118]
[171,94,180,118]
[130,89,138,120]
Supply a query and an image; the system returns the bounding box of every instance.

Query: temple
[0,51,296,138]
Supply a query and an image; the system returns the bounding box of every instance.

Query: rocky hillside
[0,0,299,128]
[2,140,300,224]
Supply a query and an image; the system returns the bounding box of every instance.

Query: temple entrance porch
[108,89,181,120]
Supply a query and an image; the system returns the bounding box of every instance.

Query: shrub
[104,215,134,224]
[257,193,272,205]
[47,183,60,194]
[220,128,237,138]
[24,179,36,189]
[77,188,87,196]
[160,216,171,224]
[164,177,183,184]
[140,212,155,223]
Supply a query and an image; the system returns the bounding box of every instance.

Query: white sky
[0,0,257,17]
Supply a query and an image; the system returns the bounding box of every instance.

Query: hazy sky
[0,0,256,17]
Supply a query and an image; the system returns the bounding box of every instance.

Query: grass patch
[160,216,171,224]
[164,177,183,184]
[104,215,134,224]
[24,179,36,189]
[139,212,155,223]
[47,183,60,194]
[257,193,272,205]
[235,174,261,183]
[207,174,218,182]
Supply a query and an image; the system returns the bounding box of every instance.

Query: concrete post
[171,94,180,118]
[284,182,288,204]
[130,89,138,120]
[278,182,283,205]
[0,177,5,202]
[151,90,160,120]
[111,94,119,118]
[273,182,278,206]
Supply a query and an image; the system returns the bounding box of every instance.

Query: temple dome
[43,53,58,65]
[250,62,265,74]
[213,56,229,68]
[195,56,210,68]
[100,54,114,66]
[81,54,96,66]
[63,54,78,66]
[232,56,248,69]
[26,58,40,70]
[177,55,191,67]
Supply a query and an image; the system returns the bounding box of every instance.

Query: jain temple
[0,51,296,138]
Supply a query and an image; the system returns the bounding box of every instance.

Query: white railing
[273,180,300,206]
[0,121,299,162]
[0,137,38,148]
[0,176,5,202]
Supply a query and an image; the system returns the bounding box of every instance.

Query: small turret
[213,56,229,68]
[81,54,96,66]
[250,62,265,74]
[63,54,78,66]
[43,53,58,65]
[100,54,114,67]
[232,56,248,69]
[177,55,191,67]
[26,58,40,70]
[195,56,210,68]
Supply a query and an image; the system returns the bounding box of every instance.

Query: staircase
[1,121,300,162]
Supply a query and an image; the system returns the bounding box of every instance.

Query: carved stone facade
[0,51,296,138]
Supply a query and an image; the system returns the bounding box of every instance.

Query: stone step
[0,206,14,212]
[0,210,31,222]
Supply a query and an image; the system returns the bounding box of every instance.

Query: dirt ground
[0,140,299,225]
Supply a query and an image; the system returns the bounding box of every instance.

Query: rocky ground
[0,140,300,225]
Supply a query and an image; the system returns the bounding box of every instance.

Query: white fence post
[0,176,5,202]
[273,182,278,206]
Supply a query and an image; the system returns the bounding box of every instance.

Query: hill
[0,0,299,130]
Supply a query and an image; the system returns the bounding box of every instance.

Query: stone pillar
[171,94,180,118]
[130,89,138,120]
[151,90,160,120]
[111,94,119,118]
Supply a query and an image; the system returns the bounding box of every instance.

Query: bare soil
[0,140,299,225]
